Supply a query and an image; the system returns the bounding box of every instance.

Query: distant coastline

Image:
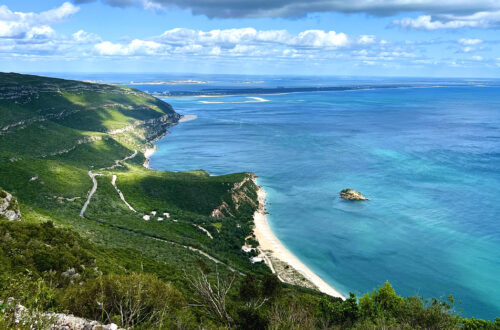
[252,178,345,299]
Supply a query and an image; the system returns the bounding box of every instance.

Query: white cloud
[393,15,475,30]
[358,35,376,44]
[393,11,500,30]
[94,39,165,55]
[0,2,79,39]
[73,30,101,43]
[158,27,349,49]
[293,30,348,47]
[457,38,483,45]
[26,26,56,39]
[471,55,483,61]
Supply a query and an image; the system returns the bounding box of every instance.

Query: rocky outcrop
[5,301,121,330]
[109,113,180,142]
[211,174,259,218]
[0,188,22,221]
[340,188,369,201]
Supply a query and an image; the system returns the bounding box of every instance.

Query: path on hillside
[150,237,239,273]
[195,225,214,239]
[100,149,138,171]
[111,174,137,212]
[84,215,242,275]
[79,171,101,217]
[81,150,138,217]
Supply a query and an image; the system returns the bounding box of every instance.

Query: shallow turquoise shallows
[146,81,500,320]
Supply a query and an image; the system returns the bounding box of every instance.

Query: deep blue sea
[51,73,500,319]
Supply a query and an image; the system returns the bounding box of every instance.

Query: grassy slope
[0,72,268,280]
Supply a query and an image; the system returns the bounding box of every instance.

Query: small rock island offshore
[340,188,369,201]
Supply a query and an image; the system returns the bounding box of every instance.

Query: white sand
[253,180,345,299]
[179,114,198,123]
[143,147,157,168]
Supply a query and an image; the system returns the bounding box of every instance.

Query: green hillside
[0,73,497,329]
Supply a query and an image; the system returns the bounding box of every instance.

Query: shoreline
[252,178,345,299]
[143,114,197,168]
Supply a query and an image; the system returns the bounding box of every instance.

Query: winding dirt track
[79,171,101,218]
[111,174,137,212]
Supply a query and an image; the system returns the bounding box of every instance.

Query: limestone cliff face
[0,188,22,221]
[211,173,259,218]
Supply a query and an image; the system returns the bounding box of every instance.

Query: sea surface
[54,73,500,319]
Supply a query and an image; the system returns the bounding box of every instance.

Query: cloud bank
[72,0,500,18]
[0,2,79,39]
[72,0,500,30]
[92,27,371,57]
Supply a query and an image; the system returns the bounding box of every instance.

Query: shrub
[61,273,184,328]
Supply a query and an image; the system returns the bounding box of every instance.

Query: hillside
[0,73,497,329]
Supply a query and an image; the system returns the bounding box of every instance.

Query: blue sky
[1,0,500,77]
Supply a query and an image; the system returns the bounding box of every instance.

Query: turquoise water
[136,78,500,319]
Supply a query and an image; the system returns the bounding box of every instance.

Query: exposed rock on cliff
[6,301,121,330]
[0,188,22,221]
[340,188,369,201]
[211,174,259,218]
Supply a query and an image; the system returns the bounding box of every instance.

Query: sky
[1,0,500,77]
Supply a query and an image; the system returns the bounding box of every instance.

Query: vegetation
[0,73,498,329]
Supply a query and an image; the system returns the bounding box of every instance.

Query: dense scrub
[1,220,499,329]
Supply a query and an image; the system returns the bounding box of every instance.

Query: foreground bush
[61,273,184,328]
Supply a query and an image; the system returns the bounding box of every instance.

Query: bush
[461,317,500,330]
[61,273,184,328]
[320,292,359,327]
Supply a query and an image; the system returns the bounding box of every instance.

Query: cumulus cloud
[73,30,101,43]
[88,27,395,60]
[0,2,79,39]
[393,11,500,30]
[157,27,350,49]
[72,0,500,19]
[94,39,165,55]
[358,35,376,44]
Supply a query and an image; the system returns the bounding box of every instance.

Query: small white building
[157,217,164,221]
[163,212,170,218]
[143,215,150,221]
[242,246,255,253]
[151,211,157,216]
[251,257,263,263]
[172,219,178,222]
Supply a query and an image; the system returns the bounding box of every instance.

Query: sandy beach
[253,179,345,299]
[142,146,157,168]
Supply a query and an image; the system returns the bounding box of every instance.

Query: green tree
[320,292,359,327]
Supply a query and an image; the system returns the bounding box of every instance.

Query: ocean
[53,73,500,319]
